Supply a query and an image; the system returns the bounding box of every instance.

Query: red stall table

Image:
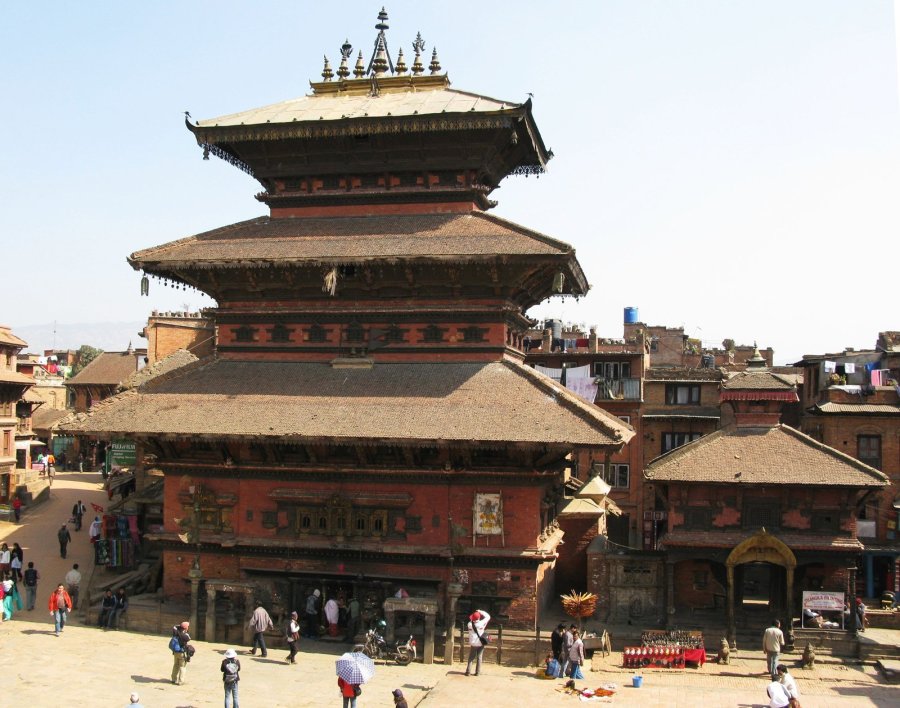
[682,647,707,666]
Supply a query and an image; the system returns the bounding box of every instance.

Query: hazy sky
[3,1,898,364]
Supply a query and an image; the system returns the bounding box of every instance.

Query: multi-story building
[60,10,633,658]
[0,326,33,503]
[795,332,900,600]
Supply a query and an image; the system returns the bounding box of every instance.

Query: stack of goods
[623,645,685,669]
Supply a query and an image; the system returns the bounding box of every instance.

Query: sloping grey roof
[59,358,634,448]
[120,349,198,391]
[195,87,517,128]
[722,370,796,390]
[129,212,575,269]
[645,424,887,487]
[67,351,142,386]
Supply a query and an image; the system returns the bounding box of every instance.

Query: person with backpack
[464,609,491,677]
[22,562,39,610]
[221,648,241,708]
[170,621,192,685]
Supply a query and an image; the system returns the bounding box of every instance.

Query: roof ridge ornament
[354,50,366,78]
[395,47,407,74]
[429,47,442,75]
[411,32,425,75]
[367,7,394,77]
[321,56,334,82]
[337,40,352,79]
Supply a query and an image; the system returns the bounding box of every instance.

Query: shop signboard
[105,439,137,474]
[802,590,844,612]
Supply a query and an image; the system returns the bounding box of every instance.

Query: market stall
[623,630,705,669]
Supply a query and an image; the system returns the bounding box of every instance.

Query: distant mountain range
[10,322,146,354]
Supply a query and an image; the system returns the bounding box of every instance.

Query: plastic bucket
[632,675,643,688]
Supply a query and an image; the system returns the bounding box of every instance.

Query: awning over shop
[15,440,47,451]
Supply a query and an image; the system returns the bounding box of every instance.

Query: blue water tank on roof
[624,307,639,324]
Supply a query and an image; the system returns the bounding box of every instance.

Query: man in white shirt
[64,563,82,610]
[465,609,491,677]
[776,664,800,702]
[767,679,791,708]
[762,619,785,681]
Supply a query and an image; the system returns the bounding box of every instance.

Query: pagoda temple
[61,10,633,660]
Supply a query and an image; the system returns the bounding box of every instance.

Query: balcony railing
[595,377,641,401]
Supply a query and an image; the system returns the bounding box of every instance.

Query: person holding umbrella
[336,650,374,708]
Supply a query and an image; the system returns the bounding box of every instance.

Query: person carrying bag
[464,609,491,677]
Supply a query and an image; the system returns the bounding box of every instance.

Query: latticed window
[420,325,445,343]
[461,326,487,343]
[346,323,365,343]
[269,324,293,343]
[234,326,256,343]
[308,324,327,343]
[385,326,406,343]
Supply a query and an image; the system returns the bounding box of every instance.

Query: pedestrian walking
[72,500,86,531]
[10,543,23,581]
[170,621,192,685]
[464,609,491,676]
[48,583,72,636]
[221,648,241,708]
[12,496,22,523]
[338,676,359,708]
[0,543,10,576]
[57,524,72,559]
[285,611,301,664]
[560,624,575,678]
[762,619,785,681]
[248,600,273,657]
[65,563,82,610]
[304,588,321,638]
[89,516,102,544]
[392,688,408,707]
[23,562,39,610]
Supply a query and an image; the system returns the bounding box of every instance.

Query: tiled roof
[0,370,35,385]
[641,406,721,420]
[660,530,863,552]
[646,368,723,382]
[194,87,516,127]
[814,402,900,415]
[722,370,796,390]
[67,351,143,386]
[0,327,27,348]
[644,424,887,487]
[120,349,198,391]
[22,388,42,403]
[59,359,634,447]
[32,407,69,431]
[129,212,575,268]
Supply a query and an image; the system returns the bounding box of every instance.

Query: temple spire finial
[367,7,394,77]
[353,50,366,79]
[395,47,407,74]
[429,47,442,75]
[321,55,334,81]
[337,40,352,79]
[411,32,425,75]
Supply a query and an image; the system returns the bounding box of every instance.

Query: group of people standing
[0,542,26,622]
[549,623,586,679]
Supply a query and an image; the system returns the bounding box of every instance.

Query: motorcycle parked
[356,629,417,665]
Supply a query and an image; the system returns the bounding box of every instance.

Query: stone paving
[2,472,898,707]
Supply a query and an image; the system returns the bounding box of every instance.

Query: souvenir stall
[622,630,705,669]
[94,513,140,569]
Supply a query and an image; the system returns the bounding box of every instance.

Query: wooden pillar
[423,612,436,664]
[205,585,217,643]
[785,566,795,648]
[187,567,202,635]
[243,589,254,646]
[726,565,736,648]
[444,583,463,665]
[665,561,675,628]
[384,606,396,643]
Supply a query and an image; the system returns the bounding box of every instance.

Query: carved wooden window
[461,326,487,343]
[683,507,711,530]
[811,511,840,533]
[420,325,446,343]
[235,325,257,343]
[354,512,368,534]
[269,324,293,343]
[743,502,780,530]
[308,324,328,343]
[371,511,387,536]
[346,323,365,343]
[858,435,881,470]
[385,326,406,343]
[317,514,328,531]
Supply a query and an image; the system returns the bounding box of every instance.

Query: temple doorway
[737,562,786,614]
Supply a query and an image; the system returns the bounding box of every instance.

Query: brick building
[0,326,34,503]
[795,332,900,600]
[140,311,214,365]
[646,356,887,644]
[60,10,633,657]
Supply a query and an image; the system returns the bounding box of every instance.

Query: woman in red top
[337,676,359,708]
